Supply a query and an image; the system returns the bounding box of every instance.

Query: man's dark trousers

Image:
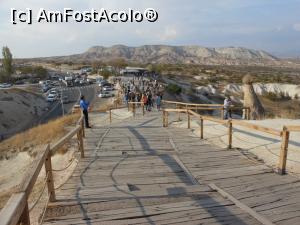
[83,109,89,128]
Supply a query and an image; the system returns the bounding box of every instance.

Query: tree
[110,58,127,69]
[101,70,113,80]
[1,46,13,82]
[91,60,106,74]
[109,58,128,75]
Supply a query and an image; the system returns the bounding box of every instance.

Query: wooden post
[109,109,112,123]
[228,119,233,149]
[243,108,247,120]
[133,103,136,117]
[81,119,85,138]
[200,118,204,139]
[187,110,191,129]
[19,202,30,225]
[247,108,251,120]
[278,127,290,175]
[77,130,84,158]
[44,147,56,202]
[142,103,145,116]
[177,105,181,121]
[165,111,169,127]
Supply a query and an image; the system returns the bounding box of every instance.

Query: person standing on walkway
[142,93,148,111]
[156,94,162,111]
[224,97,232,120]
[147,92,152,111]
[80,95,91,128]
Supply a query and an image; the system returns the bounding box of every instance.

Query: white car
[61,96,70,104]
[47,94,58,102]
[0,83,12,88]
[98,92,114,98]
[103,86,114,91]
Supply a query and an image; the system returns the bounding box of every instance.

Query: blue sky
[0,0,300,58]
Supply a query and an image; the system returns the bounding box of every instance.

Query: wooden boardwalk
[42,111,300,225]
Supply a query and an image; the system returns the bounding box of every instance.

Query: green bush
[263,91,291,101]
[166,83,182,95]
[18,66,47,79]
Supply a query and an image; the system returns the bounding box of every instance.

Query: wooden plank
[209,183,275,225]
[284,126,300,132]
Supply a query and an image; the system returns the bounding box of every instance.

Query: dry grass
[0,114,80,159]
[259,97,300,119]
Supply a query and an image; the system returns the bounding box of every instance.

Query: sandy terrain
[0,88,48,139]
[170,116,300,176]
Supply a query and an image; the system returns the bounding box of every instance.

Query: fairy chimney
[243,74,265,120]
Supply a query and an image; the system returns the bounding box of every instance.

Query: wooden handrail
[51,125,81,154]
[285,126,300,132]
[232,120,282,137]
[164,108,187,113]
[0,192,27,225]
[163,106,296,175]
[162,100,223,107]
[162,100,250,120]
[18,145,50,196]
[0,115,85,225]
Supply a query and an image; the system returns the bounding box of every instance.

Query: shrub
[263,91,291,101]
[166,83,182,95]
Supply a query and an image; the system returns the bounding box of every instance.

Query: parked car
[0,83,12,88]
[79,79,87,86]
[42,85,50,93]
[14,80,25,85]
[98,80,109,87]
[47,94,58,102]
[98,92,114,98]
[62,96,70,104]
[74,78,80,85]
[103,86,114,91]
[87,78,96,84]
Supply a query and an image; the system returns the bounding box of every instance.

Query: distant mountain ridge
[44,45,286,66]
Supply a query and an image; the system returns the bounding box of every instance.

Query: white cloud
[293,23,300,31]
[159,26,178,41]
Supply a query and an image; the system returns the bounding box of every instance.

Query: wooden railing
[163,107,298,175]
[162,100,251,120]
[128,102,146,116]
[0,115,85,225]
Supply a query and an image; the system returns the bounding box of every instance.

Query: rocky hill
[43,45,286,66]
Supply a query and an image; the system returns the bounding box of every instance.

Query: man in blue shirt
[80,95,91,128]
